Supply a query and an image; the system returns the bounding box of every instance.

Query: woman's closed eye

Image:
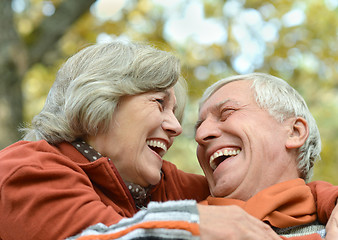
[154,98,165,111]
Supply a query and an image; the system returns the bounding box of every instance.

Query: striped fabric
[274,221,326,238]
[67,200,200,240]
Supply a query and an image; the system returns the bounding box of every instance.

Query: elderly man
[69,73,338,240]
[195,73,338,239]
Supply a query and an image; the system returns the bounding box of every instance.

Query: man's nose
[195,118,220,145]
[162,112,182,137]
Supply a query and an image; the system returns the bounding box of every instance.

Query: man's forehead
[202,81,253,108]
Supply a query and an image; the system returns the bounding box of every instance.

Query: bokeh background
[1,0,337,184]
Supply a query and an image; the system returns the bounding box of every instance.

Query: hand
[198,204,280,240]
[325,202,338,240]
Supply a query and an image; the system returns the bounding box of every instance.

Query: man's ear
[285,117,309,149]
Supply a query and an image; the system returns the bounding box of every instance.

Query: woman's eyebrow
[163,89,178,112]
[163,89,170,97]
[162,90,172,101]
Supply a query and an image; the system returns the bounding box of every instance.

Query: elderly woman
[0,41,211,240]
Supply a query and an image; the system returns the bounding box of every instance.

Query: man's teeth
[146,140,167,152]
[209,149,241,170]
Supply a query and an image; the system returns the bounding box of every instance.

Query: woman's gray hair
[199,72,321,182]
[22,41,187,144]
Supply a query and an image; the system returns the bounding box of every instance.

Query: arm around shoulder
[307,181,338,223]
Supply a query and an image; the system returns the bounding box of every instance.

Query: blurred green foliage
[8,0,338,184]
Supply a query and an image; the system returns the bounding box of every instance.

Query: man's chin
[210,187,226,198]
[210,183,235,198]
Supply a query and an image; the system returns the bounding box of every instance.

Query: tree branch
[28,0,96,65]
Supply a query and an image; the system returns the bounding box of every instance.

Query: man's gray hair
[199,72,321,182]
[22,41,187,144]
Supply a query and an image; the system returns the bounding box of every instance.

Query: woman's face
[87,87,182,187]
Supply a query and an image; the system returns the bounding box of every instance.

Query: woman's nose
[162,112,182,137]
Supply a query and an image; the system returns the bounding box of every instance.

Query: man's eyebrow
[194,119,203,132]
[215,99,232,111]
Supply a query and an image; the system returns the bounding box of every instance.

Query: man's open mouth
[209,148,241,170]
[146,140,168,157]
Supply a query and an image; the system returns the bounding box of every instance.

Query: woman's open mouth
[146,140,168,157]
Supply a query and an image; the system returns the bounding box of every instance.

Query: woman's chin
[146,172,162,186]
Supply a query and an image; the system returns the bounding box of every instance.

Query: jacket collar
[57,141,137,214]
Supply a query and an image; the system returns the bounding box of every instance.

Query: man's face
[195,80,298,200]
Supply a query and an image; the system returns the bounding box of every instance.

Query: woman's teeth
[146,140,168,153]
[210,149,241,170]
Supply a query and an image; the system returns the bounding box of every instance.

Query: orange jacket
[0,140,209,240]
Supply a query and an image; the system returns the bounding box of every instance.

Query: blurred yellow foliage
[9,0,338,184]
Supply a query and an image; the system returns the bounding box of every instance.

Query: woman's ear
[285,117,309,149]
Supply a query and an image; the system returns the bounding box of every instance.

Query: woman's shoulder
[0,140,79,180]
[1,139,58,153]
[0,140,66,162]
